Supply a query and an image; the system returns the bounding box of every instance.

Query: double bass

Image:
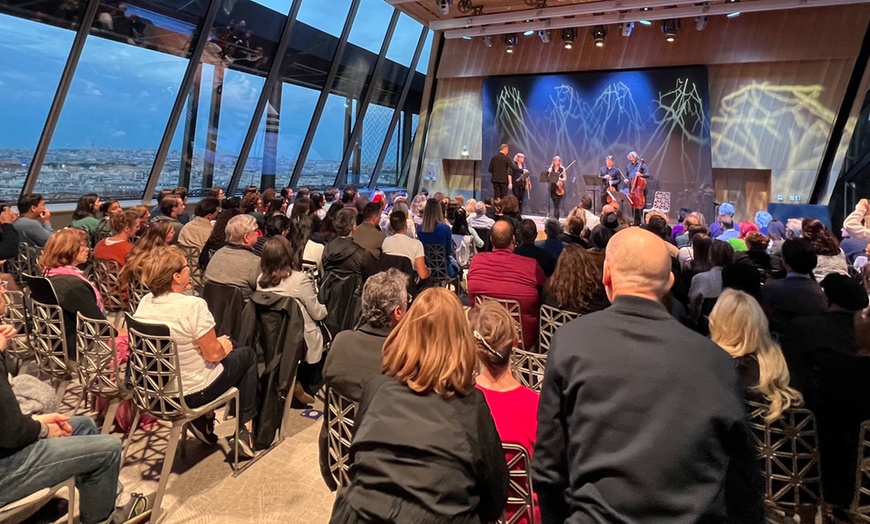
[629,159,647,209]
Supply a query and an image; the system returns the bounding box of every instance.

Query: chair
[5,245,25,287]
[538,304,580,353]
[746,400,826,522]
[22,274,78,403]
[651,191,671,213]
[2,290,33,366]
[0,478,75,524]
[423,243,461,296]
[177,244,204,292]
[75,312,132,437]
[475,295,527,351]
[498,443,536,524]
[511,348,547,392]
[473,227,492,252]
[124,313,241,523]
[851,421,870,522]
[378,254,417,298]
[325,387,358,490]
[127,278,149,314]
[202,281,245,342]
[91,258,126,313]
[20,243,43,279]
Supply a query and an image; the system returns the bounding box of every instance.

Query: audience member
[93,210,139,267]
[567,195,599,231]
[468,220,545,349]
[559,215,587,247]
[721,262,763,298]
[535,218,566,262]
[152,195,185,242]
[674,212,702,247]
[514,219,555,276]
[329,287,507,523]
[754,210,773,235]
[801,219,849,279]
[417,198,458,278]
[252,213,290,256]
[382,211,429,281]
[715,213,738,242]
[204,214,261,299]
[533,227,763,523]
[0,205,19,261]
[688,240,734,319]
[586,225,612,275]
[199,208,240,269]
[314,201,344,245]
[767,220,786,254]
[843,198,870,242]
[94,200,123,243]
[241,191,264,229]
[178,197,220,251]
[762,239,829,332]
[14,193,53,247]
[710,202,734,237]
[69,193,101,245]
[310,192,326,220]
[173,186,190,224]
[677,225,708,266]
[292,214,324,275]
[644,215,679,258]
[840,227,868,265]
[322,208,377,282]
[129,204,150,237]
[121,220,174,286]
[351,202,386,259]
[543,244,609,315]
[732,231,779,275]
[669,207,693,240]
[451,207,484,250]
[469,200,495,230]
[207,187,225,201]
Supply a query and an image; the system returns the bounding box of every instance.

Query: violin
[629,159,647,210]
[554,160,575,196]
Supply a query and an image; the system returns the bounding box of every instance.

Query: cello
[629,159,647,210]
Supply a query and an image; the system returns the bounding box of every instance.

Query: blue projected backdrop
[482,66,713,218]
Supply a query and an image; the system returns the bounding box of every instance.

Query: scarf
[44,266,105,312]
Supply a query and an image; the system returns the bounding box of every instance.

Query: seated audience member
[559,215,587,247]
[199,208,241,269]
[313,201,344,245]
[292,215,324,275]
[252,214,291,256]
[135,247,258,457]
[644,215,679,258]
[382,211,430,281]
[669,208,693,241]
[452,207,484,250]
[709,288,803,421]
[381,198,414,238]
[208,187,225,201]
[322,208,377,282]
[93,210,139,266]
[715,213,739,242]
[843,198,870,242]
[470,301,540,524]
[533,227,763,523]
[515,219,555,276]
[677,225,708,266]
[351,202,386,259]
[329,287,507,523]
[417,198,459,278]
[709,203,734,238]
[486,197,500,221]
[152,195,185,242]
[469,201,495,230]
[762,239,829,333]
[69,193,101,244]
[600,210,624,232]
[567,196,599,231]
[264,196,287,219]
[39,228,106,356]
[688,240,734,319]
[120,220,174,285]
[14,192,53,247]
[204,214,261,299]
[840,227,868,265]
[780,273,869,401]
[586,225,613,275]
[0,205,19,261]
[498,195,522,236]
[177,197,220,251]
[675,212,703,247]
[173,186,191,224]
[802,219,849,279]
[727,221,758,252]
[241,191,264,230]
[468,220,545,349]
[733,231,782,278]
[148,189,173,221]
[257,236,327,404]
[754,210,773,235]
[310,192,326,220]
[721,262,763,299]
[543,244,609,315]
[128,205,150,237]
[767,220,786,254]
[535,218,567,262]
[94,200,123,243]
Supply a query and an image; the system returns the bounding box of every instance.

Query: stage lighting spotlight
[726,0,741,17]
[661,18,679,42]
[462,35,473,40]
[538,30,551,43]
[639,6,652,25]
[482,35,492,48]
[694,16,708,31]
[504,34,517,53]
[523,29,535,36]
[436,0,451,16]
[592,25,606,47]
[621,21,634,37]
[562,28,576,49]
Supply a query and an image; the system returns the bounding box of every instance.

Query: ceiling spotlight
[538,30,551,43]
[561,28,576,49]
[661,18,679,42]
[523,29,535,36]
[726,0,740,17]
[694,16,708,31]
[504,34,517,53]
[462,35,473,40]
[592,25,606,47]
[436,0,451,16]
[621,21,634,37]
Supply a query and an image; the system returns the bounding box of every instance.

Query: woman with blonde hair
[119,220,174,284]
[330,287,507,524]
[709,289,802,423]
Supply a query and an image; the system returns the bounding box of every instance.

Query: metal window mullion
[226,0,304,197]
[180,63,203,190]
[288,0,362,189]
[333,9,400,189]
[21,0,101,197]
[141,0,223,204]
[369,25,429,189]
[409,31,444,196]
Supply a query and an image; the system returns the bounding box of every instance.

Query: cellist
[598,155,625,209]
[626,151,650,225]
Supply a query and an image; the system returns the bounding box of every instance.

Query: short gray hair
[474,201,486,215]
[627,151,638,160]
[225,214,257,245]
[361,269,408,329]
[334,208,357,237]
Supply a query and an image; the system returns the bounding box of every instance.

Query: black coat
[487,152,519,185]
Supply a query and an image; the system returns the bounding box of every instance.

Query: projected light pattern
[650,78,711,183]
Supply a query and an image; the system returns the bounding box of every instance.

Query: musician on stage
[548,156,568,220]
[626,151,650,225]
[598,155,625,208]
[488,143,525,199]
[510,153,531,215]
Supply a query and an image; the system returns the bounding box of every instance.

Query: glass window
[0,14,74,201]
[355,103,393,186]
[34,35,187,201]
[251,0,293,12]
[347,0,393,53]
[301,93,351,187]
[296,0,353,37]
[375,118,400,186]
[0,0,87,31]
[416,31,433,74]
[386,14,422,66]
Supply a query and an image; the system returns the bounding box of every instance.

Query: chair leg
[232,395,240,476]
[102,398,121,434]
[55,379,70,404]
[152,422,184,524]
[66,477,76,524]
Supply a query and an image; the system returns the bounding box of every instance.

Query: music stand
[607,190,632,224]
[583,175,603,213]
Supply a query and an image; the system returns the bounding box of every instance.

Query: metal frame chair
[20,244,43,279]
[851,421,870,522]
[510,349,547,393]
[0,477,75,524]
[124,313,241,523]
[538,304,579,353]
[498,443,536,524]
[177,244,205,291]
[423,243,462,296]
[5,245,25,287]
[746,400,826,522]
[127,278,149,314]
[3,289,33,366]
[325,387,358,490]
[91,258,126,313]
[475,295,527,351]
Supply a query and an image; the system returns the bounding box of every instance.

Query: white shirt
[468,213,495,229]
[382,233,425,264]
[133,293,221,395]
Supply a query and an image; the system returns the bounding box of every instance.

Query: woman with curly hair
[543,245,609,314]
[241,191,264,230]
[802,219,848,280]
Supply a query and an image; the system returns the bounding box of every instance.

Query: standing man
[598,155,625,208]
[488,144,523,200]
[533,227,763,523]
[626,151,650,226]
[510,153,531,215]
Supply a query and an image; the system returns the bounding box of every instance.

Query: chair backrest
[852,421,870,521]
[5,245,25,287]
[23,274,73,380]
[538,304,579,353]
[326,387,358,490]
[510,348,547,393]
[91,258,126,312]
[318,271,363,334]
[378,254,417,297]
[473,227,492,252]
[746,400,825,515]
[124,313,188,419]
[76,312,124,398]
[423,243,452,282]
[2,290,32,361]
[20,244,43,279]
[475,295,526,351]
[202,281,245,341]
[177,244,205,290]
[498,443,536,524]
[127,277,150,314]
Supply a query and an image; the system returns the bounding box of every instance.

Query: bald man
[533,228,763,523]
[467,220,545,349]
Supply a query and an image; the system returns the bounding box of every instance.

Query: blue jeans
[0,416,121,524]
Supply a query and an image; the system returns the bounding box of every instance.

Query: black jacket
[514,243,555,277]
[0,353,41,459]
[487,152,519,185]
[320,238,376,334]
[239,291,306,450]
[49,275,106,358]
[0,223,19,262]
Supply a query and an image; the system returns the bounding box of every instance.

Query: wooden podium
[441,159,482,199]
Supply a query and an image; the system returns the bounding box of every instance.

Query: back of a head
[39,228,87,272]
[722,262,762,297]
[718,214,733,230]
[491,220,514,249]
[110,210,139,234]
[709,240,735,267]
[690,235,713,271]
[195,197,220,218]
[767,220,786,241]
[362,202,380,222]
[389,210,407,233]
[549,245,604,311]
[605,228,673,300]
[518,219,537,245]
[333,207,357,237]
[781,238,817,274]
[744,232,769,252]
[361,268,409,329]
[173,186,188,201]
[646,216,668,239]
[421,198,443,233]
[802,219,840,256]
[258,236,294,288]
[468,301,515,377]
[225,214,257,245]
[341,188,356,204]
[474,201,486,216]
[381,287,475,399]
[601,212,619,231]
[580,195,593,210]
[544,218,561,239]
[159,195,179,217]
[820,273,869,311]
[589,225,613,250]
[140,246,187,297]
[264,214,291,237]
[678,208,692,223]
[686,225,708,244]
[739,221,759,239]
[72,193,98,220]
[567,215,585,236]
[291,197,312,219]
[501,195,519,215]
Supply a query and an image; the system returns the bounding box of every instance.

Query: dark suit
[533,295,763,523]
[488,152,518,199]
[761,274,828,333]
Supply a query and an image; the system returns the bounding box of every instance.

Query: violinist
[510,153,531,215]
[598,155,625,208]
[626,151,650,225]
[548,156,567,220]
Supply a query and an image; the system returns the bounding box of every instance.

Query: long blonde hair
[709,289,802,423]
[382,287,476,399]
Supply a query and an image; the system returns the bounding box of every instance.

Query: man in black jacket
[533,227,763,523]
[514,219,555,276]
[487,144,522,200]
